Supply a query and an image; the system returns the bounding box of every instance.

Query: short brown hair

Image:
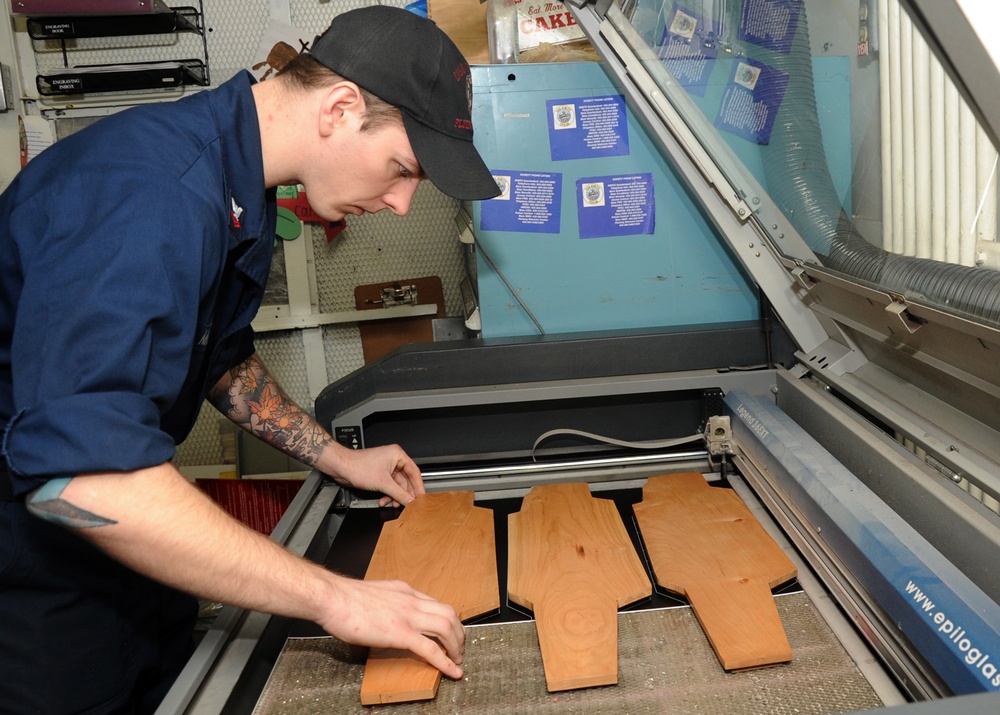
[278,52,402,133]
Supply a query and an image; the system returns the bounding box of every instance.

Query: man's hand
[318,576,465,678]
[323,444,424,508]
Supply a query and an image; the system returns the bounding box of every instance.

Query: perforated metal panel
[289,0,408,35]
[322,324,367,386]
[202,0,271,84]
[174,410,227,467]
[315,184,465,316]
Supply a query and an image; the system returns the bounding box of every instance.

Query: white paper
[19,115,55,164]
[249,19,313,82]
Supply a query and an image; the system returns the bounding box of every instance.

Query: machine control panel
[334,425,362,450]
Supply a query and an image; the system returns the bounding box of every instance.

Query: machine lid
[565,0,1000,467]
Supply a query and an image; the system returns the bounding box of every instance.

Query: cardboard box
[428,0,490,64]
[429,0,590,65]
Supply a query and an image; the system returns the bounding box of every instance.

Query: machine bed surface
[253,593,881,714]
[250,486,885,714]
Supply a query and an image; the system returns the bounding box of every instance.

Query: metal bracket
[368,284,418,308]
[791,265,818,291]
[885,296,922,334]
[704,415,735,457]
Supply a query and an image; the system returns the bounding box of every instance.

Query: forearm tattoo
[209,354,330,466]
[25,478,117,529]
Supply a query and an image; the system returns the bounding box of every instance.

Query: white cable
[532,428,703,461]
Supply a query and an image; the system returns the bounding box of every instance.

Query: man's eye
[399,165,412,179]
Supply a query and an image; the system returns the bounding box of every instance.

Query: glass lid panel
[609,0,1000,327]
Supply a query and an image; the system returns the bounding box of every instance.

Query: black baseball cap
[310,6,501,201]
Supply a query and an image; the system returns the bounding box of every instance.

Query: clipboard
[354,276,444,363]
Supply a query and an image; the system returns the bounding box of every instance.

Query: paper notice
[19,115,55,167]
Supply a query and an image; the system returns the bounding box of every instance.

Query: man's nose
[384,181,420,217]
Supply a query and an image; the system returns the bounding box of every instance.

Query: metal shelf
[25,0,209,98]
[35,58,207,95]
[27,6,201,39]
[11,0,172,16]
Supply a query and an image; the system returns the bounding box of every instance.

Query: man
[0,5,500,713]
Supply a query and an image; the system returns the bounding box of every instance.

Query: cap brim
[402,114,501,201]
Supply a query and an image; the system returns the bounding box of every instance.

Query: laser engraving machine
[158,0,1000,713]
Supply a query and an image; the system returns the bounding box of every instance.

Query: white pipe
[900,15,916,257]
[944,81,961,264]
[879,0,893,252]
[929,60,946,262]
[960,103,979,267]
[880,1,1000,270]
[975,125,997,248]
[888,0,905,254]
[913,37,932,259]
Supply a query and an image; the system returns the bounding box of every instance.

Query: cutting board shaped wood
[508,482,651,691]
[360,491,499,705]
[633,473,797,671]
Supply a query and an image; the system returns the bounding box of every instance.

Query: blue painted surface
[471,62,759,338]
[470,59,851,338]
[725,390,1000,694]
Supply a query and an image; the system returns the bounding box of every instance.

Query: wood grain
[633,473,797,670]
[508,482,651,691]
[360,491,499,705]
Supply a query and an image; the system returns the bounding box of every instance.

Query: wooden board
[508,482,651,692]
[633,473,797,670]
[354,276,444,364]
[360,491,499,705]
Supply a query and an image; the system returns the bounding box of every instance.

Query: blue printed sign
[714,58,788,145]
[480,170,562,234]
[576,173,655,239]
[739,0,802,54]
[547,95,629,162]
[658,3,720,97]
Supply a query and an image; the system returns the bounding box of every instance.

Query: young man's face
[306,120,425,222]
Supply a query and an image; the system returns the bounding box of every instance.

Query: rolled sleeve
[2,169,221,497]
[2,393,176,496]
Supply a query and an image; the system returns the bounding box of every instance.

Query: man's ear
[318,81,364,138]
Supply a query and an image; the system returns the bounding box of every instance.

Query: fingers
[396,454,425,497]
[382,581,465,660]
[407,633,464,680]
[329,578,466,678]
[410,586,466,664]
[378,450,424,508]
[385,581,466,675]
[378,470,412,508]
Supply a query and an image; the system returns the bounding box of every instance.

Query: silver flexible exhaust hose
[759,5,1000,326]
